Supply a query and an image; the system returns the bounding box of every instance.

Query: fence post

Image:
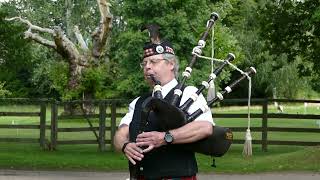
[262,98,268,152]
[39,102,46,150]
[50,101,58,150]
[99,101,106,151]
[110,101,117,151]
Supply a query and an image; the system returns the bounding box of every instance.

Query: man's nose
[145,61,152,68]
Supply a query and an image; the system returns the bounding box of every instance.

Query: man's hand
[114,125,144,164]
[136,131,166,153]
[122,142,144,165]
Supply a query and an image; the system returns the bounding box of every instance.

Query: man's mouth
[145,74,155,79]
[146,74,161,85]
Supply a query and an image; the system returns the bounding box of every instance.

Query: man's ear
[168,60,175,71]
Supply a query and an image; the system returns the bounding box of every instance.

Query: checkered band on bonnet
[143,40,175,58]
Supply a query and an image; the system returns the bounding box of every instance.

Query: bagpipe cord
[194,29,253,156]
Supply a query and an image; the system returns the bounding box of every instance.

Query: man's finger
[131,145,144,154]
[137,132,152,138]
[136,137,151,143]
[126,149,143,161]
[142,145,154,153]
[126,147,144,159]
[126,155,136,165]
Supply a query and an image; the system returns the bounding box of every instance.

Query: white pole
[304,102,308,114]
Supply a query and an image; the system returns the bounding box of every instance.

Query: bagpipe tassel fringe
[242,129,252,157]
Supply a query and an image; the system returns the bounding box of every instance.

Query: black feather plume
[141,24,161,44]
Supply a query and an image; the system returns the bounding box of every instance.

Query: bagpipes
[139,12,256,157]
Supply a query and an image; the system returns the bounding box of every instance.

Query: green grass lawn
[198,144,320,173]
[0,142,319,173]
[0,103,319,172]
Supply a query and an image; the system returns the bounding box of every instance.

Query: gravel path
[0,170,319,180]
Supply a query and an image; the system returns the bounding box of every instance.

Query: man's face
[141,54,175,86]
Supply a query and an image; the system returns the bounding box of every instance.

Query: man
[114,26,214,179]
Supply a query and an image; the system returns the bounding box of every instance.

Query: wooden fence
[0,98,319,151]
[0,99,47,149]
[49,100,123,151]
[217,98,320,151]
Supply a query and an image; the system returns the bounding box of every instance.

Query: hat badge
[156,45,164,53]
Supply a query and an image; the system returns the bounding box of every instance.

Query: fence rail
[0,98,319,151]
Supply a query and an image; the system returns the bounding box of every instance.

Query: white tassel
[207,80,216,102]
[242,129,253,157]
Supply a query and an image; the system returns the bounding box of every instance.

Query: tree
[257,0,320,98]
[4,0,113,113]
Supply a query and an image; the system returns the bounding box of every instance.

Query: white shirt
[119,79,214,126]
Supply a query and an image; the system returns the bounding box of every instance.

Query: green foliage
[222,0,320,99]
[258,0,320,60]
[0,4,36,97]
[32,58,68,99]
[111,0,243,98]
[0,82,11,97]
[81,63,118,99]
[254,52,314,98]
[1,0,320,99]
[223,0,262,66]
[257,0,320,95]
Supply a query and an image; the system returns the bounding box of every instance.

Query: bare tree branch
[24,29,57,49]
[5,17,55,34]
[5,17,57,49]
[74,25,89,51]
[6,16,86,79]
[92,0,113,58]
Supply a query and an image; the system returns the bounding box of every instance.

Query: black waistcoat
[129,88,198,179]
